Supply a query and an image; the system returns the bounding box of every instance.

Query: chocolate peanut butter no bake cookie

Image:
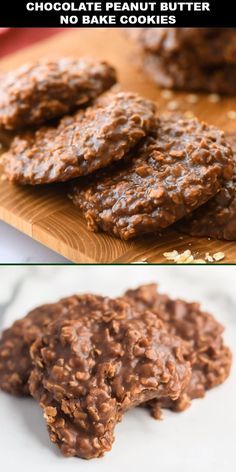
[0,57,117,130]
[128,28,236,94]
[178,135,236,241]
[0,293,189,402]
[0,287,232,460]
[3,92,157,184]
[124,284,232,417]
[29,297,190,459]
[141,52,236,94]
[130,28,236,67]
[71,116,233,240]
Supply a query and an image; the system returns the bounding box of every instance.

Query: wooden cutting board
[0,28,236,263]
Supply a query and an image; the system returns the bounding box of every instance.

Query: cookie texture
[71,115,233,240]
[124,284,232,417]
[0,57,117,130]
[29,295,190,459]
[178,135,236,241]
[0,297,82,395]
[3,92,157,184]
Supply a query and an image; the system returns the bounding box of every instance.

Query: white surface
[0,221,68,263]
[0,265,235,472]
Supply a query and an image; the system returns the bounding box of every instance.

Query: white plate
[0,266,235,472]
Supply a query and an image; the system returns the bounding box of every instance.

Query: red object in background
[0,28,66,59]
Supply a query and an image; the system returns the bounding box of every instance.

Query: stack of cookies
[127,28,236,94]
[0,284,232,459]
[0,56,235,242]
[178,134,236,241]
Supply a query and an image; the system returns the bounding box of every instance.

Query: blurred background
[0,28,66,59]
